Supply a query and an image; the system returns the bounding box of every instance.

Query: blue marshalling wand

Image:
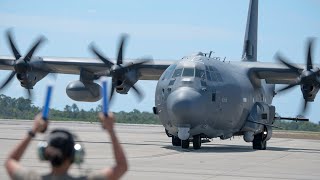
[101,77,109,116]
[42,84,53,121]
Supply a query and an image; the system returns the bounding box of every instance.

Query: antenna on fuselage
[209,51,213,58]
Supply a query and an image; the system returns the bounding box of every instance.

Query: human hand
[31,113,49,133]
[99,112,115,132]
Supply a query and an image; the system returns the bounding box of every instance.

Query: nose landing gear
[171,135,202,149]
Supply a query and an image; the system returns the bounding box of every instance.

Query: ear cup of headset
[37,129,85,165]
[38,141,48,161]
[73,143,85,165]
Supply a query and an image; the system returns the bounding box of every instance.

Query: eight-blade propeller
[89,35,151,102]
[276,38,320,114]
[0,29,46,99]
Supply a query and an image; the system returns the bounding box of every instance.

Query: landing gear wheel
[172,136,181,146]
[181,139,189,149]
[252,132,267,150]
[193,135,201,149]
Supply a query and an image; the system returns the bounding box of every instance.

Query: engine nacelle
[301,84,319,102]
[17,71,48,88]
[115,70,139,94]
[115,82,132,94]
[66,80,101,102]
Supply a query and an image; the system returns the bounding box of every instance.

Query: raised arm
[98,112,128,180]
[5,113,48,178]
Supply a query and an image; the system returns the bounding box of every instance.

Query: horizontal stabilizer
[274,116,309,122]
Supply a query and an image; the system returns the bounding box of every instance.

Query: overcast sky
[0,0,320,122]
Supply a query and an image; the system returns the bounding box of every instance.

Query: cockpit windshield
[182,68,194,77]
[172,67,211,79]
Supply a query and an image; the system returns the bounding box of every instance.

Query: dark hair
[45,129,75,167]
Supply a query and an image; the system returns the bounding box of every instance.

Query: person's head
[38,129,84,168]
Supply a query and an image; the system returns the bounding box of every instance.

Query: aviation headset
[38,129,85,165]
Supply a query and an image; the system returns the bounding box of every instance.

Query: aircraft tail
[242,0,258,62]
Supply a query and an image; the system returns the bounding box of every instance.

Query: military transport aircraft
[0,0,318,150]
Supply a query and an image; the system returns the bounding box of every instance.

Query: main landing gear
[171,135,202,149]
[172,136,181,146]
[252,131,267,150]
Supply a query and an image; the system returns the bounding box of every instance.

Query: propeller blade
[26,87,32,99]
[109,81,115,102]
[276,53,301,75]
[306,38,314,71]
[48,73,57,81]
[24,36,46,62]
[314,69,320,84]
[124,74,143,100]
[277,82,299,93]
[0,71,16,89]
[116,35,127,65]
[301,99,308,115]
[124,58,152,70]
[23,74,33,99]
[113,58,152,75]
[131,84,144,101]
[89,43,114,68]
[6,30,21,60]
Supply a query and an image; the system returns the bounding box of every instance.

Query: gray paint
[155,54,275,141]
[242,0,258,62]
[0,0,318,150]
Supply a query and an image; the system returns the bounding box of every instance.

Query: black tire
[181,139,189,149]
[193,135,201,149]
[172,136,181,146]
[252,132,267,150]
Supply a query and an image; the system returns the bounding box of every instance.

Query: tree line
[0,94,319,131]
[0,94,160,124]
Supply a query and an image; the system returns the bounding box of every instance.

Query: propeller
[276,38,320,114]
[0,29,46,99]
[89,34,151,102]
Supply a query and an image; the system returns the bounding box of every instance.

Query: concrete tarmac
[1,119,320,180]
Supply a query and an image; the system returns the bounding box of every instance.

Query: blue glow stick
[42,85,53,121]
[101,77,108,116]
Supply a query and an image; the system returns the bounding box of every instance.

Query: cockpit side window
[172,68,183,78]
[206,71,212,81]
[205,65,223,82]
[195,68,205,79]
[162,64,177,80]
[182,68,194,77]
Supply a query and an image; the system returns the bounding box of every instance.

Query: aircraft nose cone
[167,87,205,125]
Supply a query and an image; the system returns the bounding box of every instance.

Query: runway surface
[1,119,320,180]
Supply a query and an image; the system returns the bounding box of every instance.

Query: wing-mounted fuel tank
[242,102,275,142]
[66,69,101,102]
[66,80,101,102]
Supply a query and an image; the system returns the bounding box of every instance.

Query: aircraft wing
[236,61,309,84]
[0,56,174,80]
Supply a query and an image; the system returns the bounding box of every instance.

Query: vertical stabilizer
[242,0,258,62]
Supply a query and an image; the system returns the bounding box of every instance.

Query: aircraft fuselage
[155,53,275,140]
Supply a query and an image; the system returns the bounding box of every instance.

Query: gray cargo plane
[0,0,317,150]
